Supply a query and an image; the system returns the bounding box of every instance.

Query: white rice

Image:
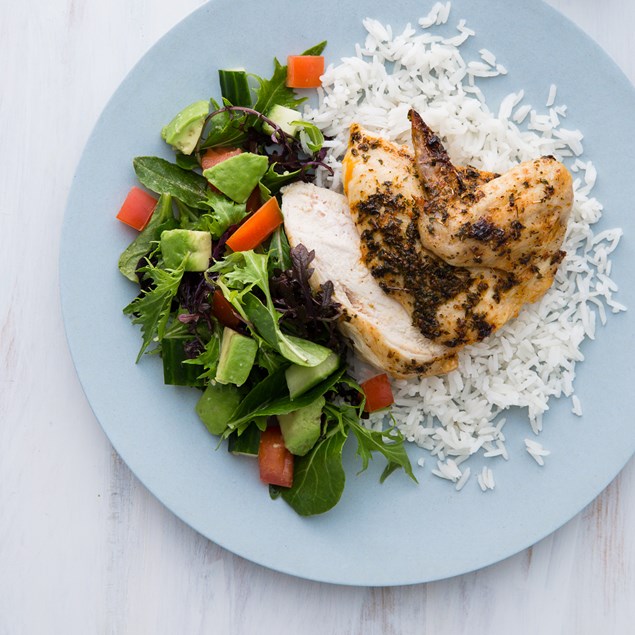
[304,5,625,489]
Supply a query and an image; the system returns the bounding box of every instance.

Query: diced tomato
[360,374,394,413]
[286,55,325,88]
[201,147,242,171]
[258,426,294,487]
[225,196,283,252]
[116,187,158,231]
[211,289,241,329]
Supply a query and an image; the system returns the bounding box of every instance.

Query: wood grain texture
[1,1,633,633]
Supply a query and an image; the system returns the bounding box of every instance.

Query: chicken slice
[410,110,573,278]
[281,181,458,378]
[343,120,572,349]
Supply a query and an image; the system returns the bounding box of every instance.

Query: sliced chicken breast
[281,181,458,378]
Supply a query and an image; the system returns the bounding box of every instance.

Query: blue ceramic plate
[60,0,635,585]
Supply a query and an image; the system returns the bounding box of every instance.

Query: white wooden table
[1,1,634,633]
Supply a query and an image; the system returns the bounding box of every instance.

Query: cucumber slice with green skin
[285,351,339,400]
[263,104,302,137]
[218,69,252,107]
[161,336,203,387]
[196,382,242,436]
[227,425,261,456]
[215,327,258,386]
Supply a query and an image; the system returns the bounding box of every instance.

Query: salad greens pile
[118,45,416,515]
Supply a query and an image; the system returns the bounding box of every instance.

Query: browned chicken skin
[410,110,572,277]
[342,110,573,353]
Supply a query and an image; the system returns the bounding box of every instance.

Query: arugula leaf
[123,259,186,361]
[346,416,417,484]
[253,59,305,115]
[133,157,209,209]
[118,194,176,282]
[301,40,327,56]
[280,427,347,516]
[252,41,327,116]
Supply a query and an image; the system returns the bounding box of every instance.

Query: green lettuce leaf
[123,258,186,361]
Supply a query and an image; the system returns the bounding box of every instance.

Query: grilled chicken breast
[281,182,458,378]
[281,110,572,378]
[343,112,573,350]
[410,111,572,278]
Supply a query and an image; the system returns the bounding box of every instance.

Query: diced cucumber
[285,351,339,399]
[195,382,242,436]
[215,327,257,386]
[218,69,252,107]
[161,336,203,387]
[263,104,302,137]
[227,425,261,456]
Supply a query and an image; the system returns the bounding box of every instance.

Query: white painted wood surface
[1,0,634,632]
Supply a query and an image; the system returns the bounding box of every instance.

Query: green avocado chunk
[278,396,325,456]
[285,351,339,399]
[203,153,269,203]
[195,382,242,436]
[161,100,209,155]
[215,327,258,386]
[160,229,212,271]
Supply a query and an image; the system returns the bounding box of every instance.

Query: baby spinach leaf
[200,100,248,149]
[280,427,347,516]
[118,194,176,282]
[267,227,292,273]
[226,366,345,430]
[175,152,201,171]
[261,165,302,193]
[133,157,209,209]
[294,121,325,153]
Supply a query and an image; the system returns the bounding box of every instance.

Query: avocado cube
[215,327,257,387]
[160,229,212,271]
[203,153,269,203]
[195,382,242,436]
[161,100,209,155]
[278,396,325,456]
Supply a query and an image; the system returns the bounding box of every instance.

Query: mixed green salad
[117,43,416,516]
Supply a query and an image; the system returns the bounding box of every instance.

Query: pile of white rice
[304,2,626,490]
